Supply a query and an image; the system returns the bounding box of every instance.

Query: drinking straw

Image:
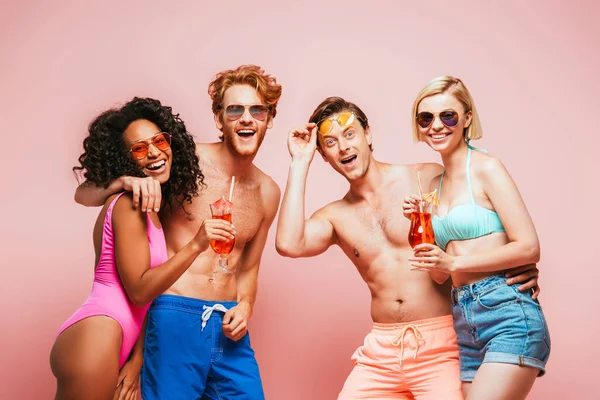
[229,176,235,202]
[416,172,427,244]
[417,172,424,208]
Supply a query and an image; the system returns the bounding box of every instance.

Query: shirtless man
[275,97,539,399]
[75,65,281,400]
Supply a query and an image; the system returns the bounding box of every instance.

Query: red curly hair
[208,65,282,123]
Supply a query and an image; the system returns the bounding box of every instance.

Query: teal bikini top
[432,143,505,251]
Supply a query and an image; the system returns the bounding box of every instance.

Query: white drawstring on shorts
[201,304,229,331]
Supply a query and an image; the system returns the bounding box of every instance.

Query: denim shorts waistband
[451,274,508,302]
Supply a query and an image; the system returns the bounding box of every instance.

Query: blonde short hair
[411,76,482,142]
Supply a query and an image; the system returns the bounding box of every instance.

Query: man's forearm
[276,160,310,253]
[130,316,147,364]
[429,271,450,284]
[74,178,124,207]
[236,266,259,316]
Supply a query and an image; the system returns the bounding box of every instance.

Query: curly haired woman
[50,97,235,400]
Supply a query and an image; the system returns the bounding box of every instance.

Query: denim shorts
[451,274,551,382]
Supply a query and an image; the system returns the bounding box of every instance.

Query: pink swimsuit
[57,192,168,367]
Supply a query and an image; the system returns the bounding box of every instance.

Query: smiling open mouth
[237,129,256,138]
[429,133,451,140]
[341,155,357,164]
[146,160,166,171]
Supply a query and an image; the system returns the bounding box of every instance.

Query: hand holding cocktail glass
[403,172,440,271]
[210,177,236,274]
[404,172,437,246]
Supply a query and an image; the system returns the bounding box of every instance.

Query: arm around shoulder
[74,178,125,207]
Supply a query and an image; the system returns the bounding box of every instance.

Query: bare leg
[337,363,415,400]
[50,316,122,400]
[466,363,539,400]
[462,382,472,399]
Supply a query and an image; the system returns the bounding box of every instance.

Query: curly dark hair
[73,97,204,212]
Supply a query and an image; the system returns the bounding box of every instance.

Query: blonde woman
[403,76,550,399]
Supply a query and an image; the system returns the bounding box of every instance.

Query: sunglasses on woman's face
[224,104,269,121]
[317,112,355,135]
[416,110,462,129]
[128,132,172,160]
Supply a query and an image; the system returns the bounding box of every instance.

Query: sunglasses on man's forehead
[225,104,270,121]
[416,110,466,129]
[316,112,355,135]
[128,132,171,160]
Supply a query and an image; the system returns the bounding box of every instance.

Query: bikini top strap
[465,139,488,204]
[438,170,445,200]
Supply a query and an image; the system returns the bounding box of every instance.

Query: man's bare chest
[175,179,263,244]
[332,198,410,260]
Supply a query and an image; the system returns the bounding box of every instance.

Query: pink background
[1,0,598,398]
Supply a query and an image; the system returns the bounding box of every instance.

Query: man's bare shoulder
[194,142,208,151]
[194,142,215,168]
[412,162,443,173]
[382,162,440,178]
[408,163,444,192]
[242,166,280,219]
[311,196,349,222]
[251,165,279,191]
[402,162,444,178]
[194,141,217,158]
[258,171,281,213]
